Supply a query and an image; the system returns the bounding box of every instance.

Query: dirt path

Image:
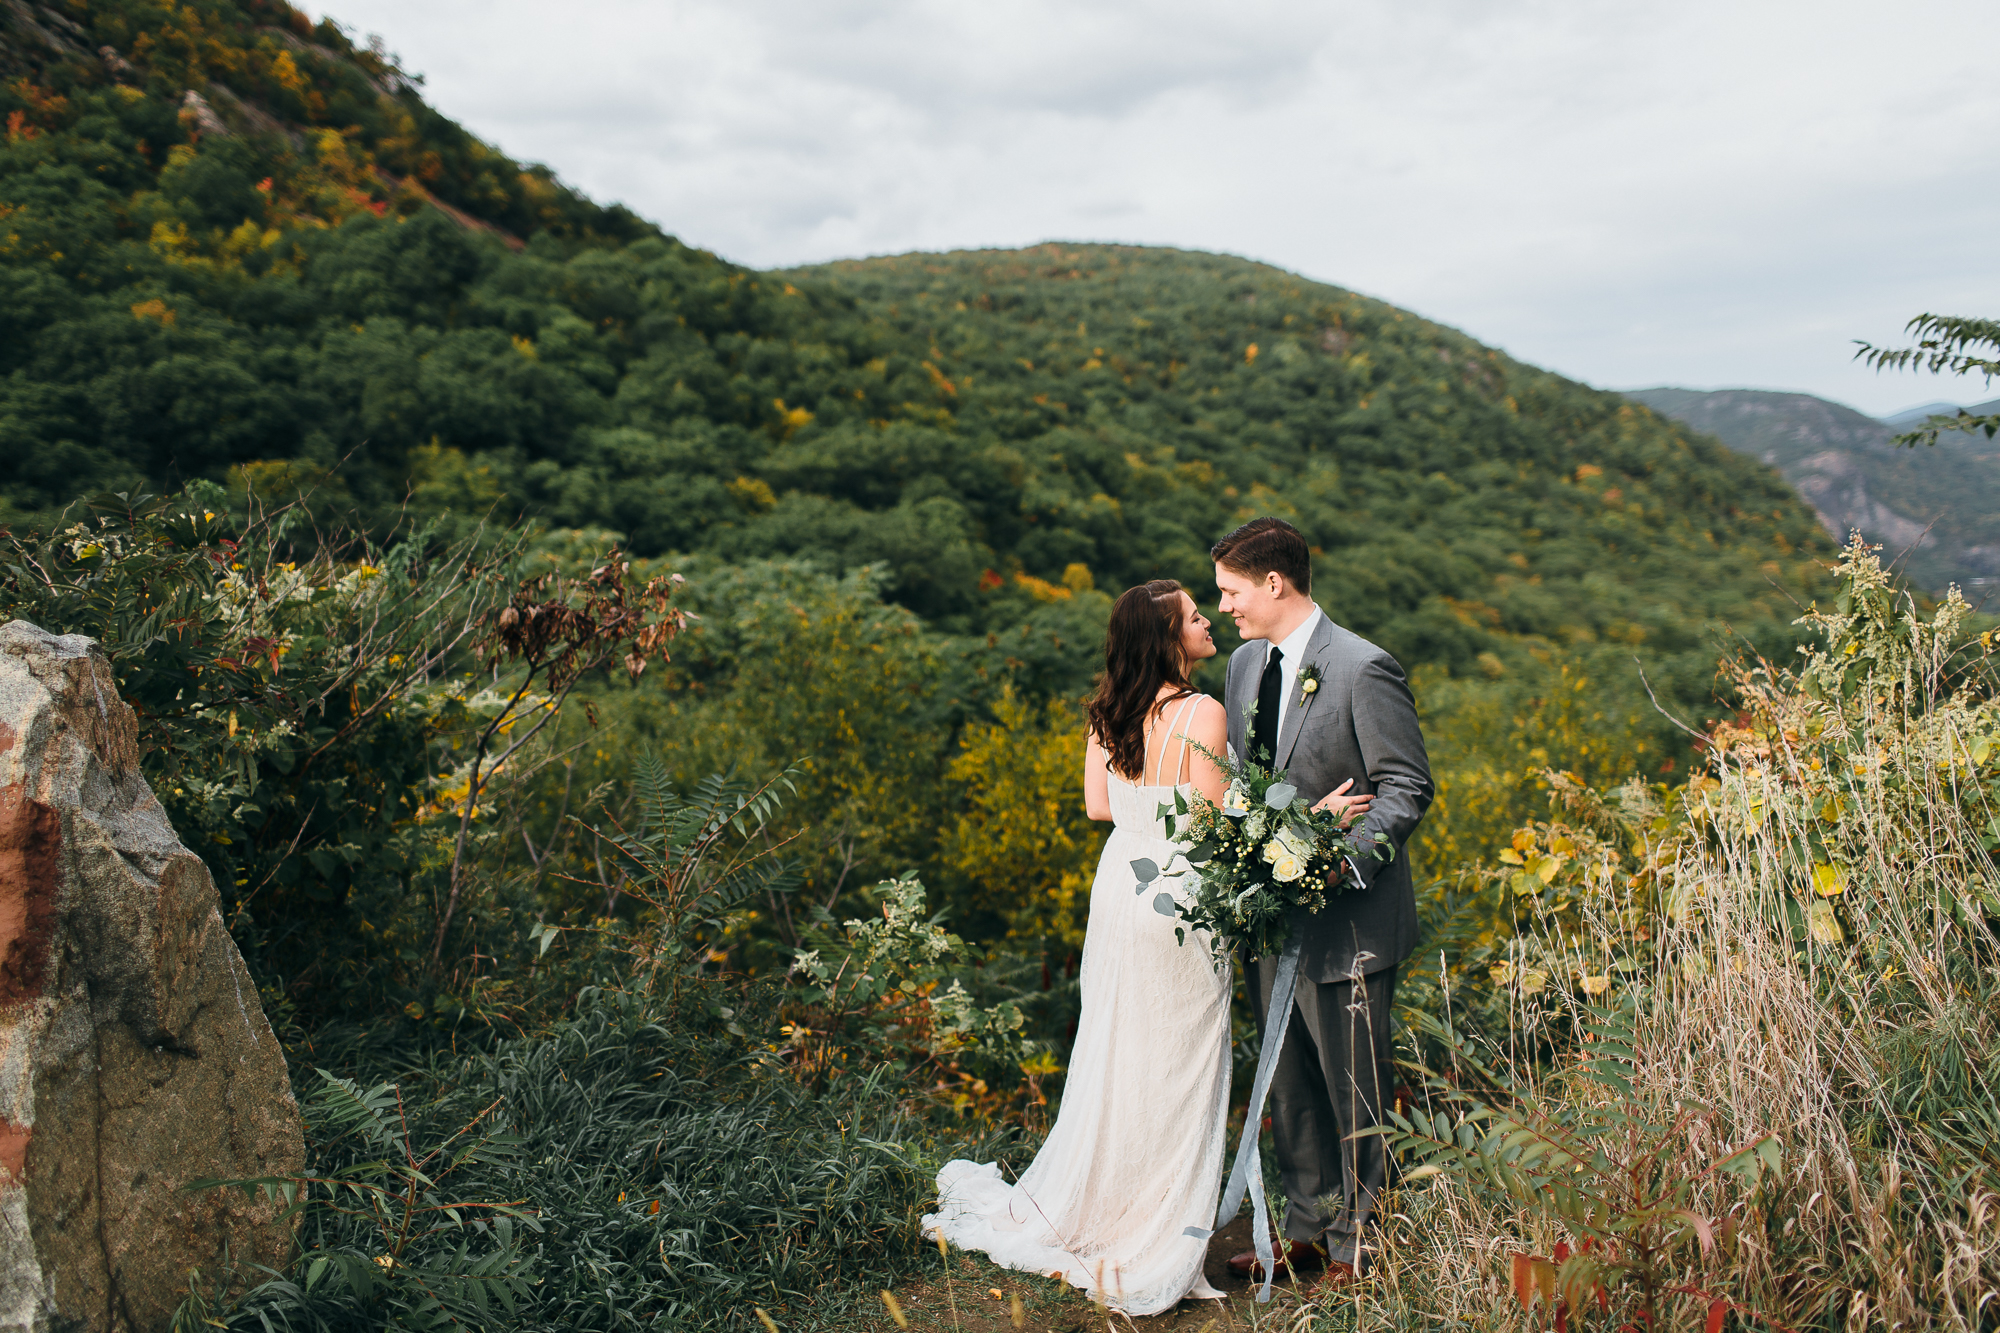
[862,1217,1331,1332]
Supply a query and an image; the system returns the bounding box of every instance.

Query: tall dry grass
[1337,540,2000,1331]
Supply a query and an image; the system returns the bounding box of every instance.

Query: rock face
[1626,386,2000,594]
[0,622,304,1333]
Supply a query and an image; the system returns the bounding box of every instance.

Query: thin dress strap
[1140,707,1160,787]
[1142,699,1173,786]
[1167,696,1201,786]
[1141,695,1202,785]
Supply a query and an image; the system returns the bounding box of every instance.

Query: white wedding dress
[924,697,1233,1315]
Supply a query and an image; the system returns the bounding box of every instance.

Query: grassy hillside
[1628,387,2000,593]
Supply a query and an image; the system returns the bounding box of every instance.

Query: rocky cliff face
[0,622,303,1333]
[1627,387,2000,594]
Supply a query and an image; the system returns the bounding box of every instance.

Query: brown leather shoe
[1225,1238,1323,1279]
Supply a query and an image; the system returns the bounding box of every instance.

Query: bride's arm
[1183,697,1229,806]
[1084,732,1113,822]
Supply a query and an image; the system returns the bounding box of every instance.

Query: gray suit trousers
[1252,955,1397,1269]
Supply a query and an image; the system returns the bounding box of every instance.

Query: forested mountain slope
[2,0,1832,725]
[778,249,1830,682]
[1629,387,2000,593]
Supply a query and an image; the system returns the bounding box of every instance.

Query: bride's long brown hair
[1085,579,1195,781]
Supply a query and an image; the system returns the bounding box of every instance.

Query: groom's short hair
[1211,517,1311,594]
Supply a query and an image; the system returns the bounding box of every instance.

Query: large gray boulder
[0,622,304,1332]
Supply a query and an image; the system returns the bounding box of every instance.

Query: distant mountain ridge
[1882,398,2000,430]
[1626,388,2000,593]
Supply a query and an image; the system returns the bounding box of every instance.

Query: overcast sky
[317,0,1998,417]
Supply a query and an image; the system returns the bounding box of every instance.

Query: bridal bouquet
[1131,740,1389,966]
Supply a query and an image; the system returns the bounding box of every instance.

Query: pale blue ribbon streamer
[1183,932,1302,1303]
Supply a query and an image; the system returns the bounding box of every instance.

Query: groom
[1212,516,1433,1286]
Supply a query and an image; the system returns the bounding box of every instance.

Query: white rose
[1262,826,1312,864]
[1262,829,1310,882]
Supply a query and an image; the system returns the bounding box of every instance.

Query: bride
[924,579,1236,1314]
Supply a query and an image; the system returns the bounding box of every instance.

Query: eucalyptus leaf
[1186,842,1215,866]
[1131,857,1160,883]
[1153,892,1178,916]
[1266,783,1297,809]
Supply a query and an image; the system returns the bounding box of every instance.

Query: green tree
[1857,313,2000,446]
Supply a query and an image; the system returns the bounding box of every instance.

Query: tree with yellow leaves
[940,690,1105,951]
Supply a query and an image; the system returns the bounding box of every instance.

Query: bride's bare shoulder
[1188,693,1228,727]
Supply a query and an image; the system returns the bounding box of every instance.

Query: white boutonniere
[1298,662,1324,702]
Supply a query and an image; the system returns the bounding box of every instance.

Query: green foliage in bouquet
[1131,731,1389,963]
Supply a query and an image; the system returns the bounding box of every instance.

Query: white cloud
[317,0,2000,416]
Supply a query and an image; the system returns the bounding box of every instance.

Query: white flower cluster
[1261,826,1312,883]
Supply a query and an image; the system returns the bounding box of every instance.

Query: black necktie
[1253,646,1283,765]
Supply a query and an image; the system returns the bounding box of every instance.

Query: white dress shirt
[1264,606,1364,886]
[1267,605,1325,742]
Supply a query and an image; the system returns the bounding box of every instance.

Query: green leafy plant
[183,986,995,1333]
[186,1071,542,1332]
[569,753,803,993]
[0,485,522,1017]
[1856,314,2000,446]
[428,554,688,969]
[787,875,1037,1108]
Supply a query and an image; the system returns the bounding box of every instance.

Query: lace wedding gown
[923,697,1233,1315]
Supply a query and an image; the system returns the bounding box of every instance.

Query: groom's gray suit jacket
[1224,613,1434,982]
